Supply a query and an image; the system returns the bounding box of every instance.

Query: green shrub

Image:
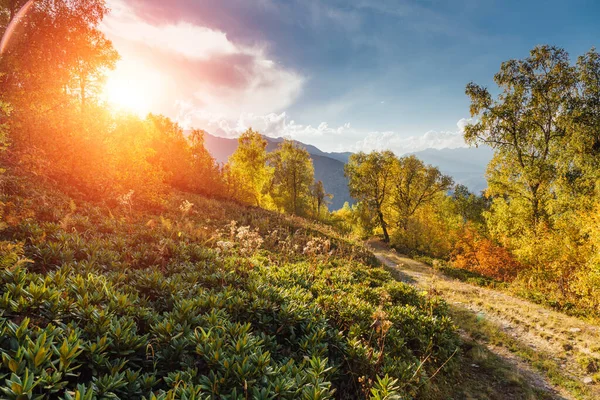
[0,189,459,399]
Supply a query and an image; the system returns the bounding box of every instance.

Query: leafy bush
[451,226,523,282]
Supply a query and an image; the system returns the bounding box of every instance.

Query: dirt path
[367,240,600,400]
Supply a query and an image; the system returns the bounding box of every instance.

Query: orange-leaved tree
[452,225,522,282]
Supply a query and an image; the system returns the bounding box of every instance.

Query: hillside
[0,171,460,399]
[2,1,600,398]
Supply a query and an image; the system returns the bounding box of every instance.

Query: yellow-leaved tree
[227,128,273,206]
[268,139,315,216]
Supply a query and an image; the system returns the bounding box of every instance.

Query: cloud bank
[102,0,304,121]
[351,118,472,155]
[176,110,353,142]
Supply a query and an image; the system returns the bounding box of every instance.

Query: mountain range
[203,133,492,210]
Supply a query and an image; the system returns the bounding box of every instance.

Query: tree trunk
[378,210,390,243]
[530,183,543,225]
[292,171,297,215]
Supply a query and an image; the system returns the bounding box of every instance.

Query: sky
[100,0,600,154]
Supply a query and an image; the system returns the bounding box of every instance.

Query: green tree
[311,180,332,217]
[464,45,575,226]
[561,48,600,203]
[392,155,453,230]
[228,128,272,206]
[459,45,600,314]
[269,139,314,215]
[451,184,488,226]
[573,48,600,162]
[345,151,395,242]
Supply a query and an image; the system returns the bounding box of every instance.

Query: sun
[103,78,151,115]
[102,59,165,116]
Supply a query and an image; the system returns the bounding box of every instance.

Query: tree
[72,27,119,108]
[459,46,600,314]
[464,45,575,226]
[106,113,167,204]
[228,128,272,206]
[269,140,315,215]
[0,97,10,154]
[345,151,395,242]
[573,48,600,162]
[0,0,30,29]
[145,114,192,191]
[189,129,221,196]
[311,180,332,216]
[0,0,118,150]
[560,48,600,203]
[392,155,453,230]
[451,184,489,226]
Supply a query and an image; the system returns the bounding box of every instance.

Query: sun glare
[102,60,165,116]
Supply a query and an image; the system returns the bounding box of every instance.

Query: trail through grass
[368,240,600,400]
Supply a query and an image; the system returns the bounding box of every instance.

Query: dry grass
[368,240,600,400]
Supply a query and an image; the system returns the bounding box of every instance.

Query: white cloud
[102,2,236,60]
[178,109,471,155]
[457,117,475,133]
[177,110,354,141]
[100,1,474,155]
[101,0,304,120]
[351,119,470,155]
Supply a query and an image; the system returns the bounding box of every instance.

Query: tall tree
[392,155,453,230]
[189,129,221,196]
[72,27,119,108]
[0,97,10,163]
[0,0,118,149]
[345,151,395,242]
[311,180,332,216]
[464,45,575,226]
[563,48,600,201]
[269,139,314,215]
[573,48,600,161]
[228,128,272,206]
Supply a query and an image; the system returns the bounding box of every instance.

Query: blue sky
[102,0,600,154]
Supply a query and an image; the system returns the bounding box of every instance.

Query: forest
[0,0,599,399]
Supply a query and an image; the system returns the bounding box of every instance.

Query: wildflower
[117,190,134,209]
[303,237,331,257]
[179,200,194,214]
[216,240,235,255]
[235,225,263,256]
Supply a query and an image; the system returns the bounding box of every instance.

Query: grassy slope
[0,173,459,399]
